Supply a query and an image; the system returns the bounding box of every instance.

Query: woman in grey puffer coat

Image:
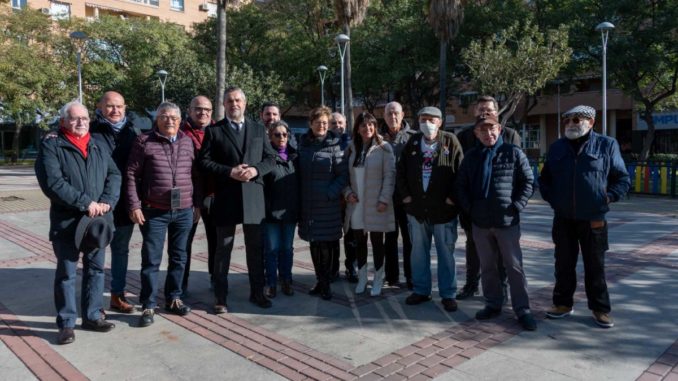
[297,106,348,300]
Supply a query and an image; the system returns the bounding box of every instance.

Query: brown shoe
[57,328,75,345]
[110,293,134,313]
[281,280,294,296]
[592,311,614,328]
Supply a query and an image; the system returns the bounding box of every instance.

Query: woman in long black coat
[297,106,348,300]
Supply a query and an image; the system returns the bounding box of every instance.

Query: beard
[565,123,591,140]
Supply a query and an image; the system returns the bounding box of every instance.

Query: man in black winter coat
[456,114,536,331]
[455,95,522,300]
[36,101,121,345]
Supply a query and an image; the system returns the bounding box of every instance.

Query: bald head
[330,112,346,134]
[189,95,213,128]
[98,91,126,124]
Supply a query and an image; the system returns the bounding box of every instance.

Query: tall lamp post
[317,65,328,106]
[596,21,614,136]
[69,31,87,103]
[335,34,350,117]
[156,69,168,103]
[553,79,563,139]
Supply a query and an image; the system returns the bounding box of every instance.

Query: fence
[529,160,677,198]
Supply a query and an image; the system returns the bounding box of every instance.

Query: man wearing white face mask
[396,106,464,312]
[539,105,630,329]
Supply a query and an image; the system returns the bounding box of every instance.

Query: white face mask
[419,121,438,138]
[564,120,592,140]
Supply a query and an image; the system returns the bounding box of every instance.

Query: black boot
[456,282,479,300]
[309,242,322,296]
[319,243,333,300]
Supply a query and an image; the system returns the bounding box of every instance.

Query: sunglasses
[273,132,288,138]
[563,117,587,124]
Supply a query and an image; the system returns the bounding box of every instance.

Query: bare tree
[333,0,370,132]
[426,0,464,115]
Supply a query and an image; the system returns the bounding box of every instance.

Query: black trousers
[213,224,265,303]
[353,230,385,269]
[552,217,611,313]
[182,207,217,290]
[384,202,411,283]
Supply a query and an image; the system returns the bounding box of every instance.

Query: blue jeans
[52,239,105,328]
[139,207,193,309]
[407,215,458,299]
[264,222,295,286]
[109,223,134,295]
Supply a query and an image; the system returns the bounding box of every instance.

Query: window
[12,0,27,9]
[521,124,541,149]
[50,1,71,20]
[130,0,159,6]
[171,0,184,11]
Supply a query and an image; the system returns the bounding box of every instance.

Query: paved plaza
[0,165,677,381]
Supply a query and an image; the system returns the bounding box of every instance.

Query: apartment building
[9,0,220,29]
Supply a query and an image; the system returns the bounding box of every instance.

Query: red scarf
[60,127,90,158]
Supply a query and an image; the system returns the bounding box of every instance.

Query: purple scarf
[276,145,288,161]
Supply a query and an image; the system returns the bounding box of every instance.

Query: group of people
[36,87,630,345]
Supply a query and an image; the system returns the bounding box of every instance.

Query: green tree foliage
[462,21,572,126]
[0,9,70,158]
[227,64,286,120]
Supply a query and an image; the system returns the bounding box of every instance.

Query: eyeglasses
[158,115,180,122]
[273,132,288,138]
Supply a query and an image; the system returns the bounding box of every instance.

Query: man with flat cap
[36,101,121,345]
[396,106,464,312]
[456,114,536,331]
[539,105,630,328]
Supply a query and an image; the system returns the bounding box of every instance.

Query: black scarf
[473,135,504,200]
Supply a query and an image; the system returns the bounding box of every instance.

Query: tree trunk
[11,118,22,165]
[344,24,354,134]
[439,40,447,118]
[215,1,228,121]
[640,108,655,160]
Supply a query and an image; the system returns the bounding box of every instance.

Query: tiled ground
[0,188,677,380]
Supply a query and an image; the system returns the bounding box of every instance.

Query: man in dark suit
[199,87,277,313]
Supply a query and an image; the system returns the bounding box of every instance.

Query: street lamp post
[596,21,614,136]
[553,79,563,139]
[317,65,328,106]
[69,31,87,103]
[335,34,350,117]
[156,69,168,103]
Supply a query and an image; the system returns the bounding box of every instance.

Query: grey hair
[384,101,403,114]
[224,86,247,102]
[155,102,181,119]
[268,120,289,131]
[331,112,345,122]
[60,100,88,119]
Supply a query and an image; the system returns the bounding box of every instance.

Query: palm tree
[333,0,370,132]
[427,0,464,116]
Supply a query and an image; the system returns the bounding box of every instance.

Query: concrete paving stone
[665,373,678,381]
[0,338,38,381]
[647,362,673,376]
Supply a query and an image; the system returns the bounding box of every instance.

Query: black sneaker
[456,284,479,300]
[475,306,502,320]
[441,298,458,312]
[345,269,359,283]
[81,318,115,332]
[519,313,538,331]
[165,299,191,316]
[139,309,154,327]
[405,293,432,305]
[249,293,272,308]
